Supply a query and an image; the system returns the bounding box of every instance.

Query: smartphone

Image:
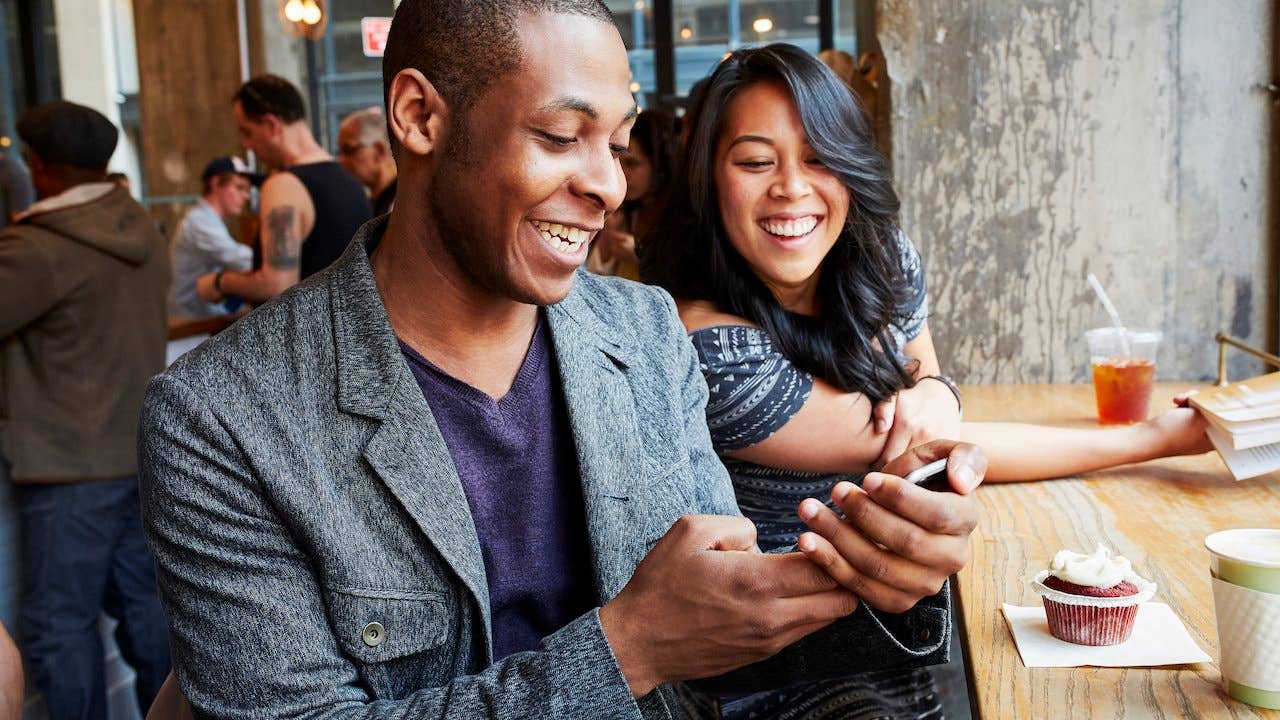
[903,458,953,493]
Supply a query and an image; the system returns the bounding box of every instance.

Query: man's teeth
[533,220,589,253]
[759,216,818,238]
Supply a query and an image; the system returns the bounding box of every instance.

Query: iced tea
[1091,358,1155,424]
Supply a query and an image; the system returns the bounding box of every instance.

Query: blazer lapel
[548,283,648,600]
[328,221,493,647]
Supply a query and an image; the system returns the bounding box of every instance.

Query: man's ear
[258,112,284,137]
[388,68,448,157]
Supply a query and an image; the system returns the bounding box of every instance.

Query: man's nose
[572,144,627,213]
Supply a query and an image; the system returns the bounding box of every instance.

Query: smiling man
[137,1,982,717]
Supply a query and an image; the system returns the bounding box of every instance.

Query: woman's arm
[677,300,885,474]
[959,405,1213,482]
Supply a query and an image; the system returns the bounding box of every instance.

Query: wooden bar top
[958,383,1280,719]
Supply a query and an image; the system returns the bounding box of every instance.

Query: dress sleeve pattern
[890,230,930,349]
[688,325,813,452]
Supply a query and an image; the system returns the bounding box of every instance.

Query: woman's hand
[873,379,963,469]
[1143,394,1213,457]
[595,228,637,266]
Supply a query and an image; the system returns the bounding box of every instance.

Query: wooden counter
[958,383,1280,719]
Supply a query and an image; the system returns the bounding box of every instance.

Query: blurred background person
[107,171,131,192]
[0,100,170,720]
[0,149,33,225]
[818,48,880,139]
[0,621,20,720]
[169,156,261,320]
[337,106,397,217]
[587,108,677,279]
[197,74,370,308]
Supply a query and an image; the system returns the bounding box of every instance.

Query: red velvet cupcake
[1031,545,1156,646]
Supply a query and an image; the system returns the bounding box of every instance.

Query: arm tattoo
[266,206,302,270]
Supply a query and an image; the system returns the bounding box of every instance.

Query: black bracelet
[213,271,225,294]
[920,374,962,416]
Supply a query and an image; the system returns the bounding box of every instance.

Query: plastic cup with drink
[1085,327,1161,424]
[1083,273,1160,424]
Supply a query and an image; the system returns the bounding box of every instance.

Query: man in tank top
[197,74,371,307]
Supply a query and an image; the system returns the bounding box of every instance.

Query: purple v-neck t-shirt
[399,314,596,661]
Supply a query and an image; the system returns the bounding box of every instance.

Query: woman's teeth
[758,216,818,238]
[534,220,589,253]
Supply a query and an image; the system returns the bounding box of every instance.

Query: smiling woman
[640,42,1213,720]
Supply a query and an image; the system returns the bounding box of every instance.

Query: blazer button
[362,622,387,647]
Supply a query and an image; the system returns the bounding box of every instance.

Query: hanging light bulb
[301,0,322,25]
[283,0,305,22]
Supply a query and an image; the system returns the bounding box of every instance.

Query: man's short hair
[341,107,390,149]
[16,101,118,171]
[382,1,613,137]
[234,75,307,124]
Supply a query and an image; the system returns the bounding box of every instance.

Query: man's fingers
[670,514,758,552]
[880,438,958,476]
[796,531,937,613]
[798,499,948,599]
[735,551,840,597]
[945,443,987,495]
[770,589,860,630]
[881,440,986,495]
[854,474,978,538]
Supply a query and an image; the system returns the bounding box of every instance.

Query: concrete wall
[879,0,1274,383]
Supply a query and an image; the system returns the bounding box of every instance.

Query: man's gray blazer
[138,218,949,718]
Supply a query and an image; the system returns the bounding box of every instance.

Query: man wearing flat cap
[0,100,171,719]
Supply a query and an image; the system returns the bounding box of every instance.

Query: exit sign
[361,17,392,57]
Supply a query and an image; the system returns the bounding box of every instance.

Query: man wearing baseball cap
[0,99,170,719]
[168,156,262,319]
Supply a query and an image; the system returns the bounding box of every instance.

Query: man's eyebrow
[540,96,599,119]
[538,96,640,123]
[727,134,774,149]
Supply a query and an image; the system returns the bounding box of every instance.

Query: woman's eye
[736,160,773,169]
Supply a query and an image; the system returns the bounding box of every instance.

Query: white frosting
[1048,544,1135,587]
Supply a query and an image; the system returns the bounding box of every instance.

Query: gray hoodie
[0,182,169,481]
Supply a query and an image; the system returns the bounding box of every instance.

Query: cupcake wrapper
[1042,598,1140,645]
[1031,569,1156,646]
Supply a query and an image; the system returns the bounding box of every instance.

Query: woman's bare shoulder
[674,298,760,333]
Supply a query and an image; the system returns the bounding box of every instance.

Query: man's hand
[872,381,962,469]
[797,440,985,613]
[599,515,858,698]
[196,272,224,303]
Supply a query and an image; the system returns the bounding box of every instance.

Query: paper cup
[1205,528,1280,709]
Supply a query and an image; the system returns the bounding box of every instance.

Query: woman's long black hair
[641,43,917,403]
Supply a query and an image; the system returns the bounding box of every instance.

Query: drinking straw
[1086,272,1130,356]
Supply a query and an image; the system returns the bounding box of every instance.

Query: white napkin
[1001,602,1211,667]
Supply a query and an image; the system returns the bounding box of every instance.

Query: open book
[1189,372,1280,479]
